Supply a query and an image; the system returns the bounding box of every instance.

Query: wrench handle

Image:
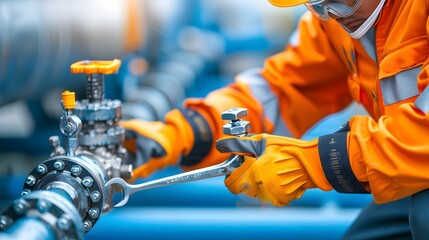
[128,155,243,194]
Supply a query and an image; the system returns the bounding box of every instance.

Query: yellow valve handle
[70,59,121,75]
[62,91,76,110]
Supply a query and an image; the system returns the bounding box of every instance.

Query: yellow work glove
[216,134,333,206]
[120,109,195,182]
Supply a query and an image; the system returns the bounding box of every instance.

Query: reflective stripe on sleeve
[380,66,421,105]
[237,69,292,136]
[318,131,368,193]
[415,86,429,114]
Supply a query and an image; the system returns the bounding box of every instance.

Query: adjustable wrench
[105,154,243,207]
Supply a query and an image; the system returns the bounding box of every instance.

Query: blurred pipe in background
[0,0,146,106]
[0,0,146,141]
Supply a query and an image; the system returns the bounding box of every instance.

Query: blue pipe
[0,217,55,240]
[86,206,362,240]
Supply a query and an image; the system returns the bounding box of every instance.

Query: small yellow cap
[62,91,76,110]
[70,59,121,75]
[268,0,309,7]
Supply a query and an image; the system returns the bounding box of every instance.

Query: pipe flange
[74,99,122,124]
[32,173,90,218]
[21,155,107,232]
[0,191,85,239]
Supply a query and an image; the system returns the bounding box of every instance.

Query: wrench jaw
[105,178,130,208]
[114,195,129,208]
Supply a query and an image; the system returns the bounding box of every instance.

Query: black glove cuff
[318,123,369,194]
[179,108,213,167]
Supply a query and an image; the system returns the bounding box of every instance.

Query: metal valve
[222,108,250,137]
[69,59,125,149]
[70,59,132,180]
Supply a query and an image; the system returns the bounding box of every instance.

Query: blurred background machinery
[0,0,372,239]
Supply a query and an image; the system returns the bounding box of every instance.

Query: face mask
[344,0,386,39]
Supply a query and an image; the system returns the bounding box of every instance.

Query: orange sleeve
[261,12,353,137]
[348,102,429,203]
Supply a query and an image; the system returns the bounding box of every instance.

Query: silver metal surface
[221,108,250,136]
[222,121,250,136]
[74,100,122,123]
[60,113,82,157]
[221,108,248,120]
[49,136,65,157]
[78,126,125,147]
[105,154,244,207]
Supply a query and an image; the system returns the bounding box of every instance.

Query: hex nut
[36,164,48,174]
[223,121,251,135]
[71,165,82,176]
[83,220,92,231]
[57,215,72,230]
[54,161,65,171]
[21,189,31,196]
[13,200,28,215]
[36,200,51,213]
[0,216,12,230]
[49,136,60,147]
[25,175,36,186]
[82,177,94,188]
[90,191,101,203]
[221,108,248,120]
[88,208,100,219]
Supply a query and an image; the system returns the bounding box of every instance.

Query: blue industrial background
[0,0,372,239]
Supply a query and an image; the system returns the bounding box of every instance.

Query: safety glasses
[305,0,364,20]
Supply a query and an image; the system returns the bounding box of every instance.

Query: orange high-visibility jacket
[182,0,429,204]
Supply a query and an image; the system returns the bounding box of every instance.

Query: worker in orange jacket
[121,0,429,238]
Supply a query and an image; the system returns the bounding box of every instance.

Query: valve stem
[87,74,104,103]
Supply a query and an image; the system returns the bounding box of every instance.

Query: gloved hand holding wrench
[105,108,250,208]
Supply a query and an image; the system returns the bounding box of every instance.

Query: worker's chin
[338,20,364,33]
